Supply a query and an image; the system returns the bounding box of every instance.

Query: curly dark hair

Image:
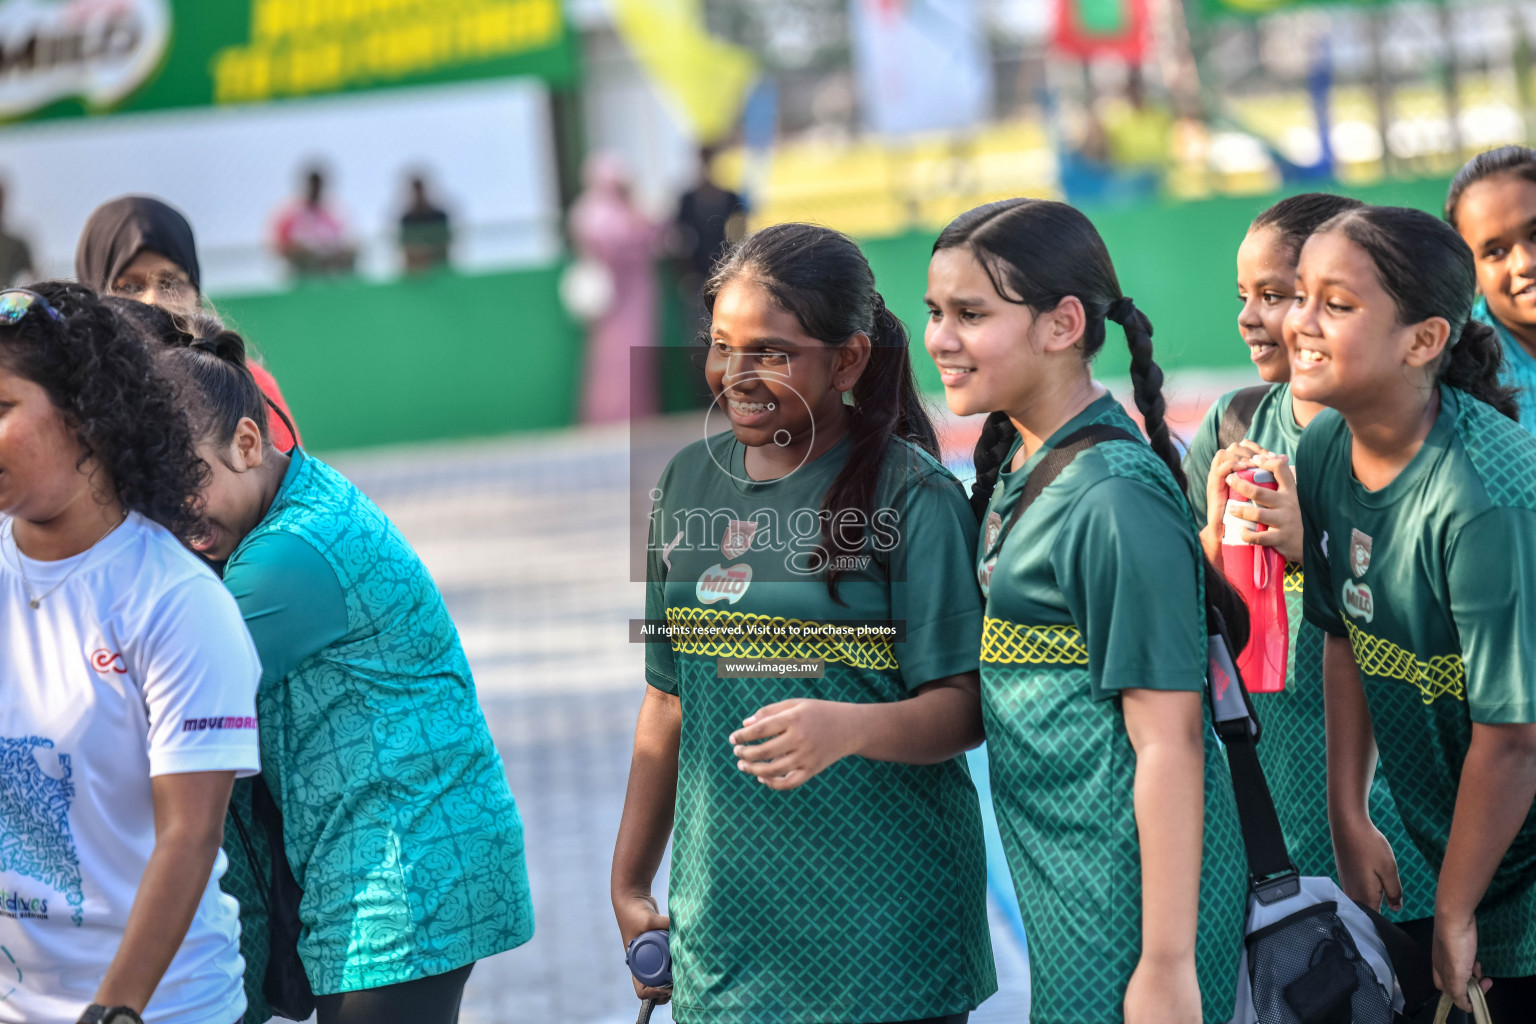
[0,281,206,539]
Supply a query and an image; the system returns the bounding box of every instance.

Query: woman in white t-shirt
[0,282,261,1024]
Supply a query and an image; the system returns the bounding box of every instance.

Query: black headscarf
[75,196,201,295]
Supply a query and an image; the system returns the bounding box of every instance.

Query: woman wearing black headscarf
[77,196,302,452]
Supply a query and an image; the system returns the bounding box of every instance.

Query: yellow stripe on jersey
[665,607,898,671]
[1346,620,1465,705]
[1284,562,1304,592]
[980,618,1090,666]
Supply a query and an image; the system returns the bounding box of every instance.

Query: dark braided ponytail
[705,222,939,600]
[936,199,1249,648]
[1322,205,1519,420]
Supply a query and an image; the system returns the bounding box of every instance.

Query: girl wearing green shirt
[1445,145,1536,434]
[614,223,996,1024]
[1288,204,1536,1015]
[146,314,534,1024]
[1182,193,1437,926]
[925,199,1246,1024]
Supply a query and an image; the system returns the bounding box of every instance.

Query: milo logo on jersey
[697,563,752,604]
[1342,579,1374,623]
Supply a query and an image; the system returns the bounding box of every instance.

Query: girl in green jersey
[614,224,996,1024]
[925,199,1247,1024]
[1288,204,1536,1015]
[1182,193,1438,926]
[1445,146,1536,433]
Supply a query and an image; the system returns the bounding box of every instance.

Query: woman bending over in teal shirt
[145,310,533,1024]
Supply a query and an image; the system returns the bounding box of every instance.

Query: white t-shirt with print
[0,513,261,1024]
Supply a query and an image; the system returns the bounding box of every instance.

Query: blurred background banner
[849,0,993,136]
[611,0,757,142]
[0,0,1534,454]
[1197,0,1383,19]
[1052,0,1149,61]
[0,0,576,122]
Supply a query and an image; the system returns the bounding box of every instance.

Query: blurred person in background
[0,182,35,286]
[398,173,452,275]
[76,195,302,453]
[672,145,746,330]
[569,152,663,424]
[1100,67,1174,178]
[144,312,534,1024]
[0,282,260,1024]
[271,166,356,277]
[1445,146,1536,433]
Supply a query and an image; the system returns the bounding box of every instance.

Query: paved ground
[311,373,1249,1024]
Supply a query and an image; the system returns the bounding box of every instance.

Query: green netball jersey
[1298,386,1536,976]
[979,394,1244,1024]
[645,430,996,1024]
[1184,384,1435,918]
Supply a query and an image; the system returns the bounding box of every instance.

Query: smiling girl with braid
[925,199,1246,1023]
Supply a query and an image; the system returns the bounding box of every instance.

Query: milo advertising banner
[0,0,577,123]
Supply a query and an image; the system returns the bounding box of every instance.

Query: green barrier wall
[215,176,1450,450]
[215,265,583,450]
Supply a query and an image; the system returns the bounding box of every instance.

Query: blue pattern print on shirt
[0,737,84,926]
[222,451,533,996]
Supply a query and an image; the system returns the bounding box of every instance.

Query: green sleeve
[644,468,678,694]
[1296,429,1348,637]
[889,471,983,689]
[223,532,349,686]
[1181,393,1230,519]
[1448,507,1536,724]
[1052,476,1207,698]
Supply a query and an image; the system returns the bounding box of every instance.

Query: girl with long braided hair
[924,199,1246,1023]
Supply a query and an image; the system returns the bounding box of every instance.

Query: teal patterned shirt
[1473,296,1536,435]
[220,449,533,996]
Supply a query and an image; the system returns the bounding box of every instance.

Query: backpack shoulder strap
[1217,384,1273,450]
[995,424,1139,549]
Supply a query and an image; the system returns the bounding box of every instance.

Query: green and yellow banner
[1199,0,1384,19]
[0,0,577,123]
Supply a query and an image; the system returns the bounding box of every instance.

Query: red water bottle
[1222,468,1289,693]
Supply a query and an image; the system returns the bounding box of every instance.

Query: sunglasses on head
[0,289,64,326]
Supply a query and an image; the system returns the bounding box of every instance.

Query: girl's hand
[1124,954,1201,1024]
[730,699,863,791]
[1224,446,1305,564]
[1332,817,1404,914]
[1202,443,1253,561]
[613,892,673,1003]
[1432,915,1492,1013]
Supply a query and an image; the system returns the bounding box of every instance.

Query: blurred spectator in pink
[272,165,357,277]
[568,153,663,424]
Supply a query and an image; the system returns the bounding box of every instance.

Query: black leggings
[314,963,474,1024]
[1398,917,1536,1021]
